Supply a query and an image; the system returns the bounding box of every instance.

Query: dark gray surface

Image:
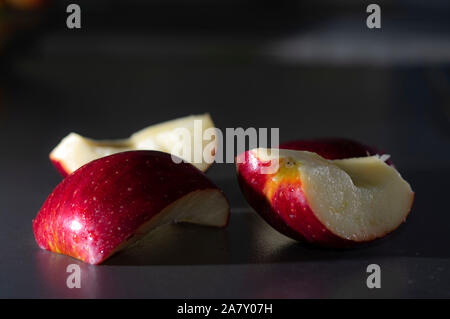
[1,9,450,297]
[1,61,450,298]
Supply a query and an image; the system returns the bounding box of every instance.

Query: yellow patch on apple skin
[51,230,62,254]
[263,157,302,201]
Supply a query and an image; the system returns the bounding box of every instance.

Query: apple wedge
[50,114,216,177]
[33,151,230,265]
[236,148,414,247]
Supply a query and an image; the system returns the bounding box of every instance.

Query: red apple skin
[280,138,393,166]
[34,151,228,265]
[237,150,361,248]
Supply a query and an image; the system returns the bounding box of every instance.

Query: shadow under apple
[105,196,448,266]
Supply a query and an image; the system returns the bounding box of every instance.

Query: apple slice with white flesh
[236,148,414,247]
[33,151,230,265]
[50,114,216,177]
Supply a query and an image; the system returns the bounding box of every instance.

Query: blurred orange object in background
[5,0,48,10]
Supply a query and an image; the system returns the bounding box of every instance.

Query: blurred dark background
[0,0,450,298]
[1,0,449,173]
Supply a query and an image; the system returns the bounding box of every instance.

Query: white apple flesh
[50,114,216,176]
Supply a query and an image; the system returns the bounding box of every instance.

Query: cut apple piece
[50,114,216,177]
[33,151,230,265]
[236,148,414,247]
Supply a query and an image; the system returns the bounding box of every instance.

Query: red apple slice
[236,148,414,247]
[50,113,216,177]
[34,151,230,265]
[280,138,393,165]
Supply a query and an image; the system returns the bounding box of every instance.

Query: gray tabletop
[1,6,450,298]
